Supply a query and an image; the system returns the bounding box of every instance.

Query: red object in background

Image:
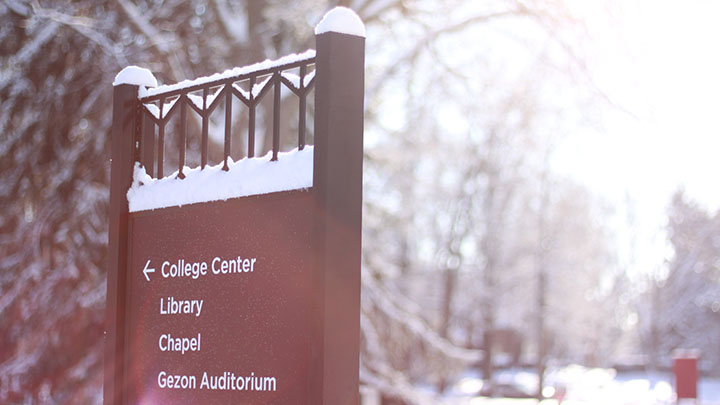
[674,351,699,399]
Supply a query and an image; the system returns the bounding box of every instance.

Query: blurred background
[1,0,719,403]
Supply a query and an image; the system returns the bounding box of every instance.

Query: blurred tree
[0,0,623,403]
[638,191,720,375]
[359,1,624,400]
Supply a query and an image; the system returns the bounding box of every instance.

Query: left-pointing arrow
[143,259,155,281]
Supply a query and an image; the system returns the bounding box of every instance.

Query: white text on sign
[159,332,201,355]
[158,256,257,280]
[160,297,204,317]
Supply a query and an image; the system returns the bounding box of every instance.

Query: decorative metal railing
[136,50,316,179]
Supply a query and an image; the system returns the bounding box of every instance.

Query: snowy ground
[442,366,720,405]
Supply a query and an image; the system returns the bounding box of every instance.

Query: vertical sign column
[105,83,138,405]
[311,25,365,404]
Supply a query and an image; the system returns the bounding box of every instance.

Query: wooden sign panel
[124,190,313,404]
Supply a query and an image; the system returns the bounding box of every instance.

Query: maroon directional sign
[124,190,314,404]
[107,27,364,404]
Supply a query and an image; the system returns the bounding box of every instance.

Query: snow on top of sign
[281,70,316,89]
[232,75,272,100]
[314,7,366,38]
[144,98,178,119]
[113,66,158,88]
[139,50,316,99]
[127,146,313,212]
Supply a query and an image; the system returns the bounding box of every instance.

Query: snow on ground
[443,366,720,405]
[127,146,313,212]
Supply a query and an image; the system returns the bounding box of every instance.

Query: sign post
[311,25,365,405]
[104,8,364,404]
[104,83,137,405]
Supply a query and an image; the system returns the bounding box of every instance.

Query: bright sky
[552,0,720,278]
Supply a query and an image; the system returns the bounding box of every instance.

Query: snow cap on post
[113,66,157,88]
[314,6,365,38]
